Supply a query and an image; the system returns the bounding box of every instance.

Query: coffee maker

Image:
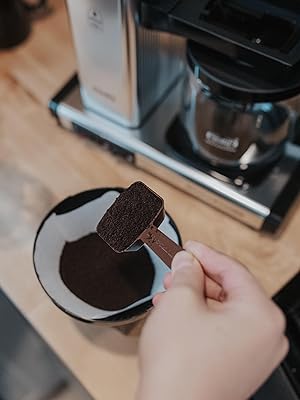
[50,0,300,232]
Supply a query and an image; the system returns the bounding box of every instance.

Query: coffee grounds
[97,182,162,252]
[59,233,155,311]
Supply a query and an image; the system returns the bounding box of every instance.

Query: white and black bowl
[33,188,181,326]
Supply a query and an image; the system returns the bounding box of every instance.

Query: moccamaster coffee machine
[50,0,300,232]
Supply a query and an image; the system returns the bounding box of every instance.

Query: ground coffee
[59,232,155,311]
[97,182,162,252]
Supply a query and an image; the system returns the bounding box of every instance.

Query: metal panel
[66,0,184,127]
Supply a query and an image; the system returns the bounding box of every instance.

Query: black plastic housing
[140,0,300,88]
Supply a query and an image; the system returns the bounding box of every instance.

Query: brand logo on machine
[88,8,103,30]
[205,131,240,153]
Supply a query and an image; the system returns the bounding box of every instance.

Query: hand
[136,241,288,400]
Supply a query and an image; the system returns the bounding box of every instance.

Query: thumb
[171,251,205,298]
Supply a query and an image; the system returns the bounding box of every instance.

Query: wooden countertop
[0,1,299,399]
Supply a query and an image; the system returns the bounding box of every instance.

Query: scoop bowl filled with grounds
[97,182,183,268]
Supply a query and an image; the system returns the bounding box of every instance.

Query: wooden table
[0,2,299,399]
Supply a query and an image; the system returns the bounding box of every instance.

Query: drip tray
[49,75,300,233]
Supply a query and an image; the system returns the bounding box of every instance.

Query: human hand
[136,241,288,400]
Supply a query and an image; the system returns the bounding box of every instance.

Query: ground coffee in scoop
[60,233,155,311]
[97,182,162,252]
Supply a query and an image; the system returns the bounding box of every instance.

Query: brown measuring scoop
[96,181,182,267]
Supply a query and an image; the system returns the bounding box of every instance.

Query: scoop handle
[140,224,182,268]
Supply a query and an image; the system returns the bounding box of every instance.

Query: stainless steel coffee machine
[50,0,300,232]
[65,0,184,128]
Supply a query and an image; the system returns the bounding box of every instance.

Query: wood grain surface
[0,1,300,399]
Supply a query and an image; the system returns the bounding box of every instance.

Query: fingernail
[172,251,198,274]
[219,290,226,302]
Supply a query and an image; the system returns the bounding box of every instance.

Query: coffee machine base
[49,75,300,233]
